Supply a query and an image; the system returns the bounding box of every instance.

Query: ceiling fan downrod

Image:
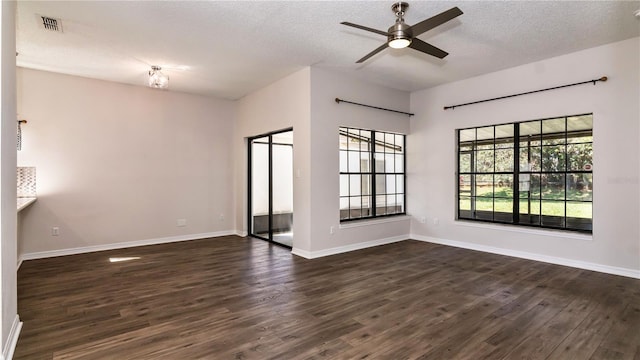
[392,1,409,21]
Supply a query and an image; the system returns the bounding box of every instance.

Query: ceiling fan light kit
[341,1,463,63]
[388,38,411,49]
[148,65,169,89]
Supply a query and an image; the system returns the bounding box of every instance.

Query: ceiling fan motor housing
[388,21,412,44]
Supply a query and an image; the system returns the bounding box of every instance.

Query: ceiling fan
[341,2,463,63]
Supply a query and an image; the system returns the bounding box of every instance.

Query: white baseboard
[19,229,637,279]
[19,231,238,263]
[411,234,640,279]
[292,234,409,259]
[2,315,22,360]
[290,248,312,259]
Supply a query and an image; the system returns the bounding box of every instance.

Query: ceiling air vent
[40,16,62,32]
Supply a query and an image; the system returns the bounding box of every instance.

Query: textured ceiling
[16,1,640,100]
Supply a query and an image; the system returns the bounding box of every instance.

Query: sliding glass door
[249,129,293,247]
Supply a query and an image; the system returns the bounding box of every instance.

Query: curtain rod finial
[600,76,608,82]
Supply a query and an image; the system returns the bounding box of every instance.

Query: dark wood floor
[15,236,640,359]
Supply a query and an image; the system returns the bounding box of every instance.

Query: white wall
[0,1,19,358]
[409,37,640,276]
[235,68,312,250]
[308,67,411,253]
[16,68,236,256]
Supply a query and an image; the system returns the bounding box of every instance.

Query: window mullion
[471,138,476,215]
[514,124,520,223]
[371,130,376,217]
[564,117,568,228]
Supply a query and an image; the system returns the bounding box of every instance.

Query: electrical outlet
[330,226,335,234]
[177,219,187,227]
[51,227,59,236]
[219,214,225,221]
[433,218,440,225]
[420,217,426,224]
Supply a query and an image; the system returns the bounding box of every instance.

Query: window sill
[17,197,37,212]
[340,215,410,229]
[455,220,592,241]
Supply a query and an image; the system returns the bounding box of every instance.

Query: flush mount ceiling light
[148,65,169,89]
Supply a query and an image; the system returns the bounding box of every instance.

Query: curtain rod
[335,98,414,117]
[443,76,608,110]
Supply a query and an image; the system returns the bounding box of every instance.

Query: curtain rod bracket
[593,76,607,85]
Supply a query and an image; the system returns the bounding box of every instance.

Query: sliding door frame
[247,127,293,248]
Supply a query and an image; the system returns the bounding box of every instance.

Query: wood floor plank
[547,293,630,360]
[14,237,640,359]
[590,301,640,360]
[501,297,598,359]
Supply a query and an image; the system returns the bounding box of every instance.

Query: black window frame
[457,114,593,233]
[340,127,406,222]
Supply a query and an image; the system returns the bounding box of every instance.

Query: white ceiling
[16,1,640,100]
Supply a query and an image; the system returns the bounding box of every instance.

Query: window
[457,114,593,232]
[340,127,405,221]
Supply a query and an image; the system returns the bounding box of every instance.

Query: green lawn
[459,185,592,218]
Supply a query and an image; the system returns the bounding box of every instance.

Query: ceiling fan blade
[409,7,463,37]
[408,38,449,59]
[340,22,388,37]
[356,43,389,63]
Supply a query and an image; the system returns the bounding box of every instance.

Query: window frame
[339,127,406,222]
[456,114,593,233]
